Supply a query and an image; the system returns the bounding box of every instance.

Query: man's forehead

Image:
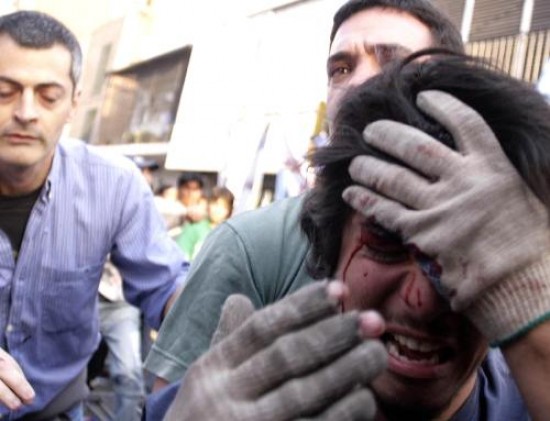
[0,35,73,88]
[330,7,433,55]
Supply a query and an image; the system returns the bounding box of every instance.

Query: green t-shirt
[175,219,212,261]
[145,195,315,382]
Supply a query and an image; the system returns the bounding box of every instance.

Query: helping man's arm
[150,283,185,392]
[502,321,550,420]
[108,164,188,331]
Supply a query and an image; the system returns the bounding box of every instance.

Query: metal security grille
[466,35,519,73]
[522,29,550,82]
[532,0,550,32]
[469,0,523,41]
[431,0,466,32]
[466,29,550,83]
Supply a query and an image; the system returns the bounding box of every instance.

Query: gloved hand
[343,90,550,346]
[163,281,387,421]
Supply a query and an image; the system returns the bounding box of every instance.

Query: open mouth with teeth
[383,333,454,366]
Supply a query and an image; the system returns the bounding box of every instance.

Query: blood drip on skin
[340,226,370,311]
[403,272,423,308]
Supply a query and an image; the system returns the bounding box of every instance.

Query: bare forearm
[502,320,550,421]
[152,376,170,392]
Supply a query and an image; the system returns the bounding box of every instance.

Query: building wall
[469,0,524,41]
[71,18,125,142]
[164,0,344,173]
[432,0,466,34]
[532,0,550,31]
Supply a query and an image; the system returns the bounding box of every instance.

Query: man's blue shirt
[453,349,529,421]
[0,138,188,418]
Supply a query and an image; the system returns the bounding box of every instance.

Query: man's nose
[14,90,39,123]
[399,266,447,320]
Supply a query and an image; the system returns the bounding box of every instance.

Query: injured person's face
[333,211,488,419]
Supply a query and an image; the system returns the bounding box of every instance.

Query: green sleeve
[145,223,262,382]
[144,196,314,383]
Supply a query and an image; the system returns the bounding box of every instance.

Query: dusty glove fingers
[416,90,502,157]
[213,280,339,368]
[210,294,256,347]
[252,340,387,420]
[361,119,457,181]
[349,154,433,210]
[342,184,414,239]
[233,311,364,395]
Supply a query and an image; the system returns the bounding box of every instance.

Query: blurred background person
[155,184,178,202]
[128,156,159,190]
[176,172,207,224]
[176,186,234,261]
[207,187,234,227]
[154,184,186,233]
[94,260,145,421]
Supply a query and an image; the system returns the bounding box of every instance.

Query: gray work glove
[343,90,550,346]
[163,281,387,420]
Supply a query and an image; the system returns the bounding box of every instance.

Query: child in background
[176,187,234,261]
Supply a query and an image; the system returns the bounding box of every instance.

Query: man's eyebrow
[370,43,413,57]
[327,50,351,62]
[327,43,414,72]
[0,76,22,88]
[0,76,66,91]
[36,82,66,92]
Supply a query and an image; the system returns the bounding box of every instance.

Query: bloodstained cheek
[403,272,423,308]
[342,241,365,286]
[341,227,370,311]
[343,226,372,281]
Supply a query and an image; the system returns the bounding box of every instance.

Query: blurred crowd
[90,157,236,420]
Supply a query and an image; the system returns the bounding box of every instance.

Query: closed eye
[363,241,410,264]
[361,224,410,264]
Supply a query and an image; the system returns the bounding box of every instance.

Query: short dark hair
[0,10,82,88]
[209,186,235,216]
[330,0,464,53]
[301,49,550,278]
[177,172,205,189]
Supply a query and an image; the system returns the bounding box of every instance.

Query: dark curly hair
[330,0,464,53]
[301,49,550,279]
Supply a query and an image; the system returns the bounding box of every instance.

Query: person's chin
[372,334,461,420]
[375,395,447,421]
[374,371,453,411]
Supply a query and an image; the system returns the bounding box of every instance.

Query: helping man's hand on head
[343,90,550,347]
